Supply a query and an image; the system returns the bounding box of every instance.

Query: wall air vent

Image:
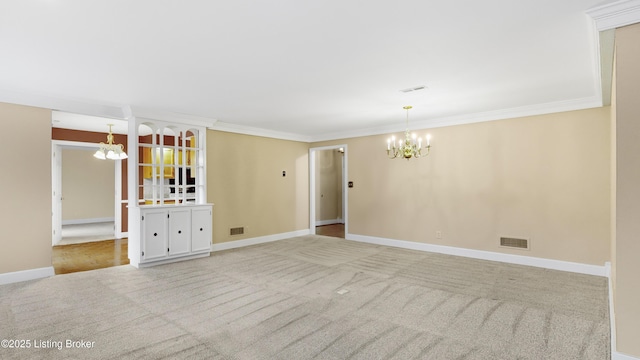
[500,237,529,250]
[230,227,244,236]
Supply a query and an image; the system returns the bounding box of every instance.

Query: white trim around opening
[51,140,124,246]
[309,145,348,236]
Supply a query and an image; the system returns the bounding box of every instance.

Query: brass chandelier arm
[386,143,431,159]
[386,107,431,160]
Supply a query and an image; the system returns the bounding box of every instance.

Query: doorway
[52,140,123,244]
[59,147,115,244]
[51,140,128,274]
[309,145,347,238]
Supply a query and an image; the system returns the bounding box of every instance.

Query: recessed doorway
[309,145,347,238]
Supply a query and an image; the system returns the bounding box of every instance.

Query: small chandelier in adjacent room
[386,106,431,159]
[94,124,128,160]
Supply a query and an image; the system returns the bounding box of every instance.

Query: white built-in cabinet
[139,204,213,265]
[128,116,213,268]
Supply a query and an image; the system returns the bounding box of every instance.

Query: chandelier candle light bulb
[386,106,432,160]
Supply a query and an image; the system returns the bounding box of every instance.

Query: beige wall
[62,148,115,221]
[613,23,640,357]
[315,107,611,266]
[206,130,309,244]
[315,149,343,222]
[0,102,52,274]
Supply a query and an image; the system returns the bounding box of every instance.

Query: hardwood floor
[315,223,345,238]
[52,239,129,274]
[53,224,343,275]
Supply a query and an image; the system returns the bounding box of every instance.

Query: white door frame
[51,140,124,245]
[309,144,348,235]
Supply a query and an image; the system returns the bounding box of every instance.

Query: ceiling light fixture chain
[93,124,128,160]
[386,106,431,160]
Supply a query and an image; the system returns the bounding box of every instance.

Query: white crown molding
[0,88,604,144]
[421,95,603,129]
[587,0,640,31]
[0,88,127,120]
[130,106,217,128]
[310,95,603,142]
[586,16,609,107]
[211,121,313,143]
[0,90,217,129]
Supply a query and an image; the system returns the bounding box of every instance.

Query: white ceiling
[0,0,611,140]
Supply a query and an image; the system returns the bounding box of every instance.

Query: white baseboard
[607,262,640,360]
[614,352,640,360]
[315,219,344,226]
[211,229,312,252]
[62,217,115,225]
[346,233,607,277]
[0,267,55,285]
[131,252,210,269]
[608,262,618,357]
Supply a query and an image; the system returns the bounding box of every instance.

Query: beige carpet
[0,235,609,359]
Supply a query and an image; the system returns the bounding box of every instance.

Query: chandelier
[93,124,128,160]
[386,106,431,159]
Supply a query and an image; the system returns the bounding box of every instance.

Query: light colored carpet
[0,235,609,359]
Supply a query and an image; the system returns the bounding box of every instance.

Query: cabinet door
[142,209,168,261]
[168,208,191,256]
[191,206,212,253]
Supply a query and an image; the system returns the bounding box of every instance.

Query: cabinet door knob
[200,228,203,231]
[154,233,157,236]
[178,230,182,234]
